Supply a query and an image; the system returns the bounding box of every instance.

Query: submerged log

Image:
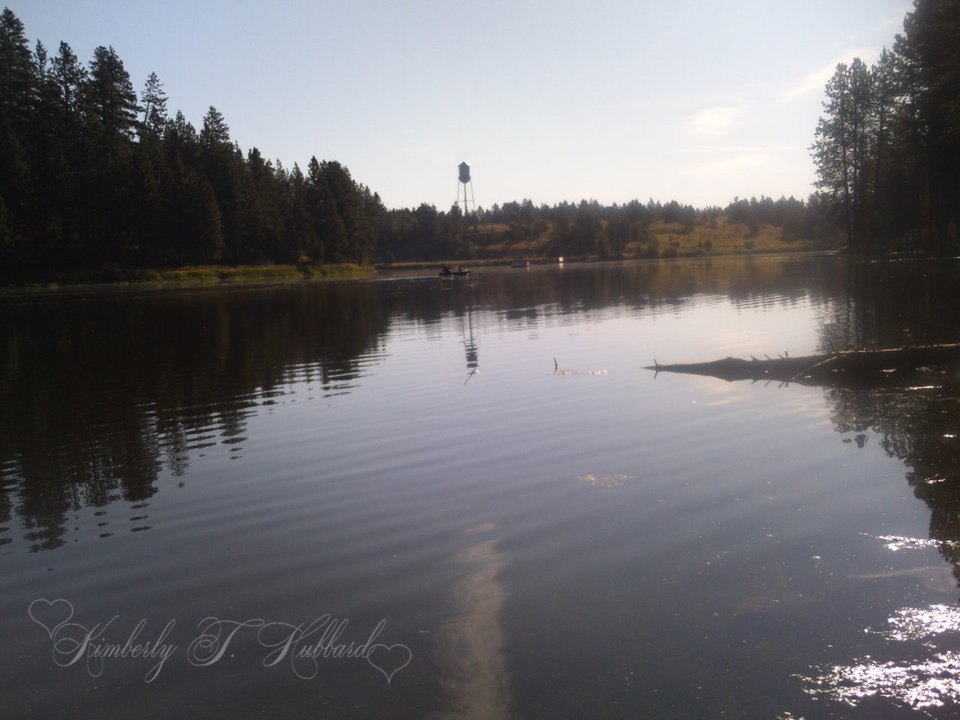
[646,343,960,386]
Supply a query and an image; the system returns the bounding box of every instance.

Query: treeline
[812,0,960,253]
[0,7,857,278]
[380,195,833,263]
[0,8,383,277]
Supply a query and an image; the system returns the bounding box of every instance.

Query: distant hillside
[424,216,833,264]
[378,197,839,265]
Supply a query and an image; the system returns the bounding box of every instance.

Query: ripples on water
[3,257,960,718]
[801,537,960,712]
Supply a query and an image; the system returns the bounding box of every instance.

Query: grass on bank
[637,218,808,257]
[1,263,376,292]
[4,217,833,292]
[153,263,375,284]
[460,217,832,263]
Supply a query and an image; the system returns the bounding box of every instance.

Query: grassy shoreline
[2,244,843,295]
[1,217,841,294]
[0,263,377,294]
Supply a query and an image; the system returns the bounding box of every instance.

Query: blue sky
[12,0,911,210]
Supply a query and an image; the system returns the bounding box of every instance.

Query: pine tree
[50,41,86,118]
[0,8,34,254]
[139,71,167,139]
[0,8,33,127]
[200,105,229,147]
[86,45,139,139]
[896,0,960,246]
[812,62,876,249]
[199,107,244,261]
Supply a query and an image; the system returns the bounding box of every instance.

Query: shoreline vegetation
[1,210,835,292]
[1,1,957,293]
[2,251,847,295]
[1,191,841,292]
[0,262,376,293]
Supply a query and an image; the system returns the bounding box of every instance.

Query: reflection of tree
[814,386,960,713]
[388,256,848,332]
[462,300,479,383]
[0,486,10,548]
[821,259,960,352]
[0,259,848,551]
[0,282,390,550]
[885,389,960,583]
[4,257,953,554]
[821,259,960,584]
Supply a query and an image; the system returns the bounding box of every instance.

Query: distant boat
[511,260,530,269]
[439,265,470,277]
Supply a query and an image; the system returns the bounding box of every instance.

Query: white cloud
[685,106,743,137]
[678,143,795,178]
[685,152,773,177]
[781,47,879,100]
[681,144,794,155]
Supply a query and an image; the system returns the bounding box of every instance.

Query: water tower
[456,161,476,216]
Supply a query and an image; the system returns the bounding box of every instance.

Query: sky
[11,0,913,210]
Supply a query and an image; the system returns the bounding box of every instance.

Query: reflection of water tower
[462,306,479,384]
[456,161,476,216]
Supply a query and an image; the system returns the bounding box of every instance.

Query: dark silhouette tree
[895,0,960,248]
[139,71,167,139]
[86,45,138,139]
[810,0,960,253]
[0,7,34,251]
[50,41,85,118]
[811,60,874,251]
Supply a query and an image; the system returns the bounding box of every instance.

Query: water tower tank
[456,161,476,216]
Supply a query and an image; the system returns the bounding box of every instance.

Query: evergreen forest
[0,1,957,283]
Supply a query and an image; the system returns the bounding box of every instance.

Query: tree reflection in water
[3,260,838,551]
[800,260,960,714]
[0,282,390,551]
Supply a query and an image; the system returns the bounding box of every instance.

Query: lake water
[3,256,960,718]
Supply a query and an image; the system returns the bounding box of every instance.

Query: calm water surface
[3,256,960,718]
